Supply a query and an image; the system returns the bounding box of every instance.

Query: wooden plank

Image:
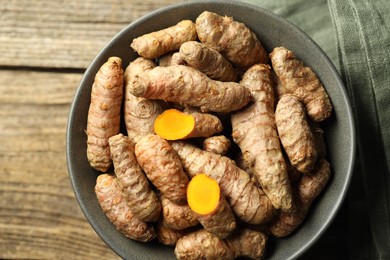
[1,224,120,259]
[0,69,119,259]
[0,0,184,69]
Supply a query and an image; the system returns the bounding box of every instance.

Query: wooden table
[1,0,348,259]
[0,1,183,258]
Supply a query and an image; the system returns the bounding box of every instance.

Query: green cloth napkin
[243,0,339,70]
[241,0,390,258]
[328,0,390,259]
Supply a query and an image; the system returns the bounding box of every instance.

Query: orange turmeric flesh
[154,109,195,140]
[187,173,220,215]
[154,108,223,141]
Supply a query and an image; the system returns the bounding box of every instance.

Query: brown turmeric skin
[231,64,293,212]
[108,134,161,222]
[203,135,231,156]
[270,46,333,122]
[275,94,317,173]
[128,64,251,113]
[235,152,256,179]
[156,220,191,246]
[124,57,166,144]
[269,158,331,237]
[171,141,275,225]
[158,52,176,67]
[174,228,267,260]
[195,11,268,69]
[172,41,237,82]
[86,57,123,172]
[94,174,156,242]
[160,195,199,231]
[130,20,197,59]
[135,134,189,205]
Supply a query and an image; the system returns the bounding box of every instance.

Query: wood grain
[0,69,120,259]
[1,1,187,257]
[0,0,185,69]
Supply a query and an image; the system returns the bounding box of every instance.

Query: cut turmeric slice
[187,173,236,239]
[187,173,220,215]
[154,109,195,140]
[154,108,223,140]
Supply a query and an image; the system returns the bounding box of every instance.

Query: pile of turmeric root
[87,11,333,260]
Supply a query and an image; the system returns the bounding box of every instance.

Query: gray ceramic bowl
[66,1,355,259]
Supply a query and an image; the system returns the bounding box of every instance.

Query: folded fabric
[243,0,339,69]
[329,0,390,259]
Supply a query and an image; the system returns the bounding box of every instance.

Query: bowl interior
[67,1,355,259]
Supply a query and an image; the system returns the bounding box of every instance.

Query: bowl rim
[66,0,356,259]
